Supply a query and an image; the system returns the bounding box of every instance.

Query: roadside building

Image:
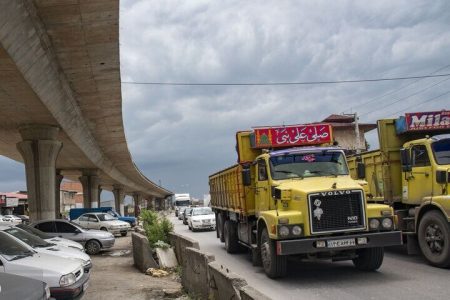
[0,192,28,215]
[60,181,84,213]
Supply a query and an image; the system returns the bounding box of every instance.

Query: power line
[359,76,450,118]
[342,64,450,113]
[385,89,450,119]
[121,73,450,86]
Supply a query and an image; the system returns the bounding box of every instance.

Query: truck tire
[352,247,384,271]
[260,228,287,278]
[217,213,225,243]
[224,220,240,253]
[418,210,450,268]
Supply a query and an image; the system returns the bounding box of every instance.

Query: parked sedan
[30,219,115,255]
[72,212,130,236]
[0,231,89,300]
[0,225,92,272]
[188,207,216,232]
[0,272,51,300]
[16,223,85,252]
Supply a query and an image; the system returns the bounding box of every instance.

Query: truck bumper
[276,231,403,256]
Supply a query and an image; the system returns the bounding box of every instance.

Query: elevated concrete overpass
[0,0,172,220]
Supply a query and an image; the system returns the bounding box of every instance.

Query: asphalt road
[172,216,449,300]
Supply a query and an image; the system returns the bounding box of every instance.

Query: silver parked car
[30,219,115,255]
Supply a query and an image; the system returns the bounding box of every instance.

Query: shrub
[140,209,174,248]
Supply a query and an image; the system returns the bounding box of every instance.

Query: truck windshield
[270,151,349,180]
[175,200,190,207]
[432,139,450,165]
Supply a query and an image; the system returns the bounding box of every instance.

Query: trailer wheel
[217,213,225,243]
[260,228,287,278]
[224,220,240,253]
[418,210,450,268]
[352,247,384,271]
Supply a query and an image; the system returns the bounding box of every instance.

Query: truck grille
[308,190,365,234]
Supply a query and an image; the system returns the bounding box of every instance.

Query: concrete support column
[146,196,155,210]
[97,186,102,208]
[133,192,142,218]
[16,125,62,221]
[112,185,125,215]
[55,172,64,218]
[79,170,99,209]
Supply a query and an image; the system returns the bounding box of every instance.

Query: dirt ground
[83,233,185,300]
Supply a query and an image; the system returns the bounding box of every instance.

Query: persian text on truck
[209,123,402,278]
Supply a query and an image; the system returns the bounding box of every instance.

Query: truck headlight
[279,226,289,237]
[292,225,302,236]
[59,273,76,287]
[381,218,393,229]
[369,218,380,230]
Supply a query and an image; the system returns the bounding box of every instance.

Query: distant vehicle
[0,225,92,272]
[0,272,50,300]
[16,224,85,252]
[30,219,115,255]
[15,214,30,224]
[188,207,216,232]
[0,231,89,300]
[2,215,22,224]
[69,207,136,227]
[183,207,193,225]
[178,206,188,220]
[72,213,130,236]
[174,193,191,217]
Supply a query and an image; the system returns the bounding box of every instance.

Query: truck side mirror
[436,170,449,184]
[357,162,366,179]
[400,148,412,172]
[242,168,251,186]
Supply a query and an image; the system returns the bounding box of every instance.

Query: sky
[1,0,450,199]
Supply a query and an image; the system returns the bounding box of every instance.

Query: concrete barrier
[183,247,215,300]
[208,262,247,300]
[131,232,158,272]
[240,286,272,300]
[168,232,200,267]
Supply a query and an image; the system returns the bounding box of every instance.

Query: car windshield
[97,213,116,221]
[269,151,349,180]
[0,232,34,261]
[4,228,52,248]
[176,200,190,206]
[432,139,450,165]
[16,224,51,239]
[192,208,213,216]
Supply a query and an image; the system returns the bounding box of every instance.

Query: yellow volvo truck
[210,123,402,278]
[347,110,450,268]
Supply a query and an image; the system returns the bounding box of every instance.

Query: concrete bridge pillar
[146,196,155,210]
[133,192,143,217]
[97,186,102,208]
[113,185,125,216]
[79,170,99,208]
[16,125,62,221]
[55,172,64,218]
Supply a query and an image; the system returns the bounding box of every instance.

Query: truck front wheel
[224,220,241,253]
[260,228,287,278]
[352,247,384,271]
[418,210,450,268]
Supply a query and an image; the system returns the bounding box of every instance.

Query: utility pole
[354,112,361,154]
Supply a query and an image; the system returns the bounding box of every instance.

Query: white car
[188,207,216,231]
[73,212,130,236]
[1,225,92,272]
[2,215,22,224]
[16,223,85,252]
[0,231,89,299]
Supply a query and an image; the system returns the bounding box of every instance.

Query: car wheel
[85,240,101,255]
[121,232,127,237]
[100,227,108,231]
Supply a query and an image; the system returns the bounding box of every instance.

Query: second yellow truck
[210,123,402,278]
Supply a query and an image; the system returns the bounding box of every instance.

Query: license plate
[327,238,356,248]
[83,282,89,291]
